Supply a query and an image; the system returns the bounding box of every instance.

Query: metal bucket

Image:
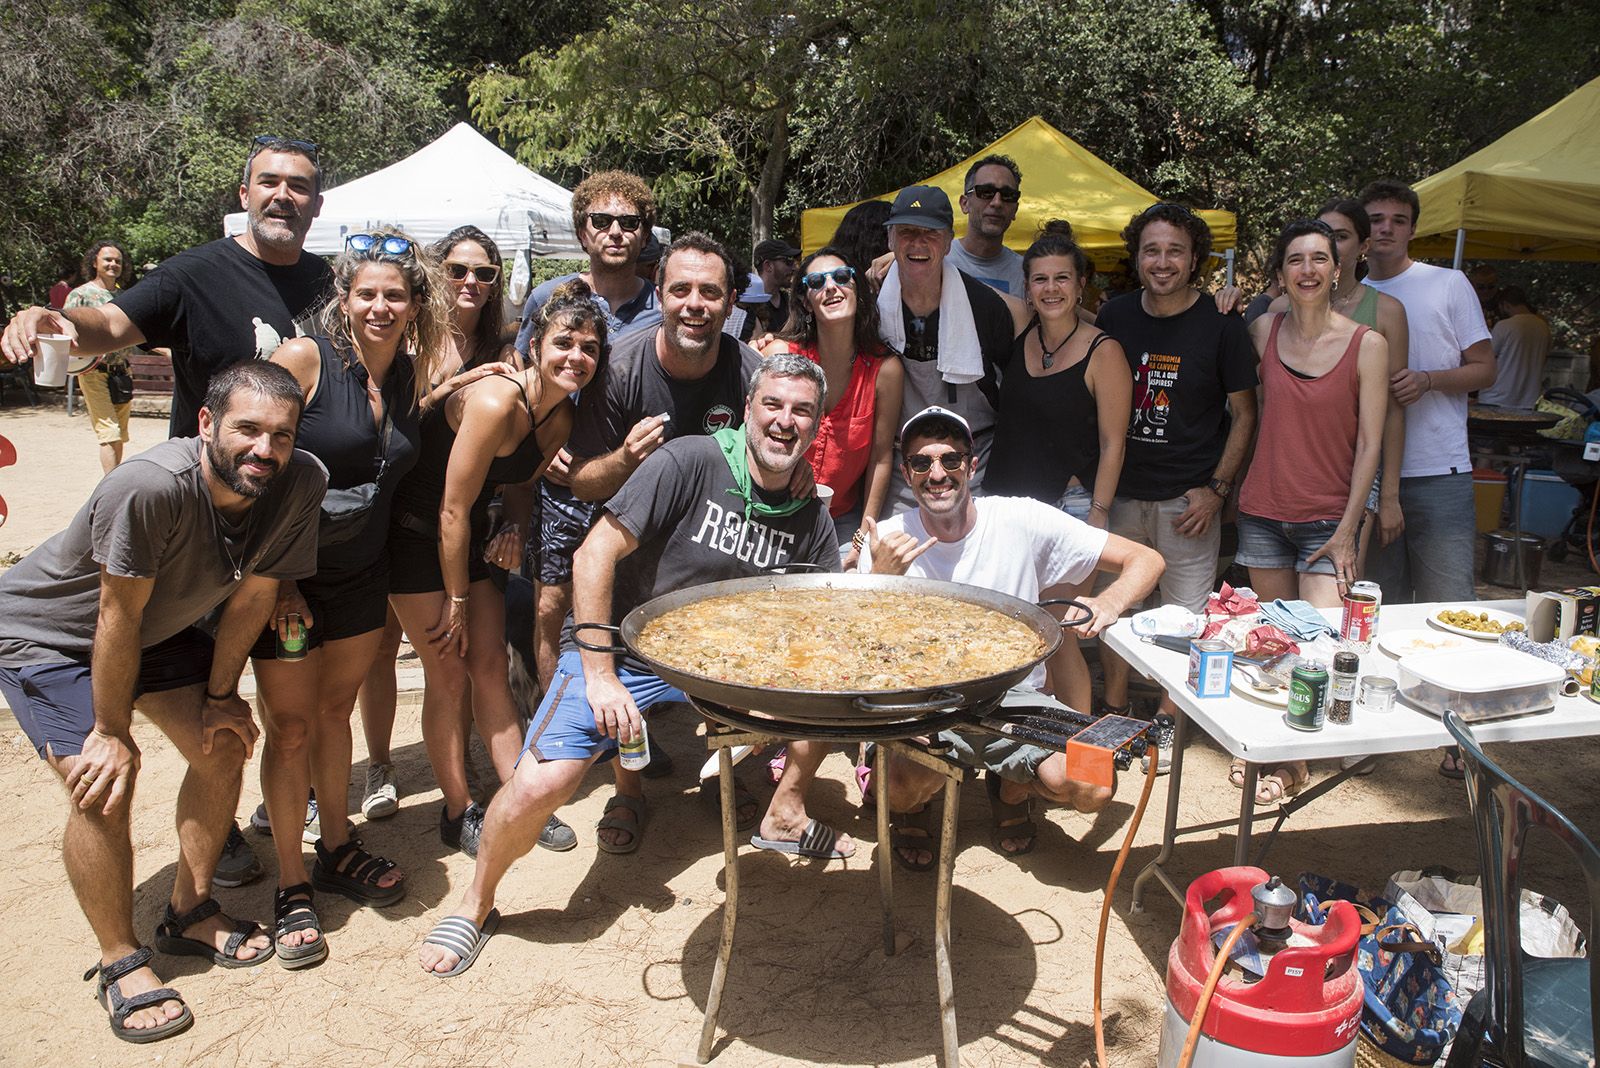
[1481,529,1545,588]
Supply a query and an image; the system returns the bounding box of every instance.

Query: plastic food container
[1397,648,1564,722]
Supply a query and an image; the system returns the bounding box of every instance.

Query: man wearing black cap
[751,238,801,335]
[860,405,1163,865]
[875,184,1026,515]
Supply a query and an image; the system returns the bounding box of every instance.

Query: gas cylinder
[1155,867,1364,1067]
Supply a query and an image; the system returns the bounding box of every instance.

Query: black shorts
[530,481,598,586]
[249,555,391,659]
[388,509,493,595]
[0,627,214,759]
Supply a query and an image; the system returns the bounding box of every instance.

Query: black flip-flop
[889,805,938,872]
[154,898,274,968]
[85,946,194,1044]
[422,910,501,978]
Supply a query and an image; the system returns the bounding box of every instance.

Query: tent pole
[1452,229,1466,270]
[1224,248,1235,286]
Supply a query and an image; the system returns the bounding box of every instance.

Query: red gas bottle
[1156,866,1364,1067]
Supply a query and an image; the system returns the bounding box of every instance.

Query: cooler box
[1473,468,1507,533]
[1519,469,1580,538]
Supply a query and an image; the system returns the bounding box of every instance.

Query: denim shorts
[0,627,214,759]
[1233,513,1339,575]
[1056,484,1093,521]
[517,650,686,765]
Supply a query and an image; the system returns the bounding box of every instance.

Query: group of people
[0,134,1508,1040]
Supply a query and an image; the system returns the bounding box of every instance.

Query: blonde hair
[318,226,453,409]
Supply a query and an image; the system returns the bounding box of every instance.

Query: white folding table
[1103,600,1600,911]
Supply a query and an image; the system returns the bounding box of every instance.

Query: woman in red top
[1234,219,1389,804]
[761,246,903,562]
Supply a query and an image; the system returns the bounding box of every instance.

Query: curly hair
[525,276,611,368]
[1121,202,1213,286]
[318,227,453,410]
[777,246,881,354]
[80,240,130,286]
[427,225,506,364]
[571,170,655,239]
[829,200,893,279]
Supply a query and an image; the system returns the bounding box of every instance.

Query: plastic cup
[816,484,835,507]
[32,334,69,387]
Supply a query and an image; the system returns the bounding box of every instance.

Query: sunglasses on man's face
[905,452,969,474]
[801,266,856,290]
[444,261,500,284]
[346,233,413,256]
[587,212,643,233]
[966,184,1020,204]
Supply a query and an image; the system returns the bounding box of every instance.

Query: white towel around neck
[876,259,984,384]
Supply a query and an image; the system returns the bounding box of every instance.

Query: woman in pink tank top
[1233,219,1391,804]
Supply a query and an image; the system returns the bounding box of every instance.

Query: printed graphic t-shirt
[114,238,332,437]
[565,435,838,673]
[1096,291,1257,502]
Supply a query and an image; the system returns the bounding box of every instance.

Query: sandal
[421,909,500,978]
[890,804,938,872]
[311,838,406,907]
[597,794,646,855]
[83,946,193,1044]
[1438,747,1466,780]
[273,883,328,969]
[1228,759,1247,790]
[986,772,1037,857]
[750,818,853,860]
[1254,763,1309,807]
[154,898,273,968]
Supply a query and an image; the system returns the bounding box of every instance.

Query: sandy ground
[0,398,1595,1067]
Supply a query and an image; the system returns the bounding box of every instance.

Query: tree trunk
[749,102,791,255]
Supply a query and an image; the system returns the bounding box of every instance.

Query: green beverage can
[1287,662,1328,731]
[277,613,307,662]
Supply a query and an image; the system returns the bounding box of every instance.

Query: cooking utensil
[575,573,1089,725]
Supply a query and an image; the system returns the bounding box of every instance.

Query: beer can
[1287,662,1329,731]
[617,717,650,771]
[1340,580,1382,652]
[1186,639,1233,698]
[277,613,307,662]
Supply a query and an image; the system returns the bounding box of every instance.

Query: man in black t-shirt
[418,355,848,978]
[2,136,331,438]
[1094,204,1258,752]
[874,184,1027,515]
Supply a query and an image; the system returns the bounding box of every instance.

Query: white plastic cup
[816,484,835,507]
[32,334,70,387]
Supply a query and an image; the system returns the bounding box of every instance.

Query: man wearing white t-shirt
[1358,180,1495,603]
[860,406,1163,866]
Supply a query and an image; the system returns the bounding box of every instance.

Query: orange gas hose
[1093,741,1161,1068]
[1176,911,1259,1068]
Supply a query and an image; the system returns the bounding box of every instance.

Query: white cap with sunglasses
[898,405,973,449]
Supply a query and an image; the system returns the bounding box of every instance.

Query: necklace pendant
[234,567,242,581]
[1043,353,1054,370]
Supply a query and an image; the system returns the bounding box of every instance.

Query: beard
[207,438,280,498]
[247,201,307,251]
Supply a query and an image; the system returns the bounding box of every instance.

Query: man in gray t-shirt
[0,362,323,1044]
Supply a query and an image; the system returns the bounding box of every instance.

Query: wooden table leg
[696,745,739,1063]
[934,772,961,1066]
[875,741,895,956]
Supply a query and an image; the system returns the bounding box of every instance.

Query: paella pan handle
[767,562,827,574]
[572,622,628,655]
[1038,598,1095,630]
[851,689,964,715]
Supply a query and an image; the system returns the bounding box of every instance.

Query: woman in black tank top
[993,222,1132,716]
[256,228,453,963]
[387,278,609,855]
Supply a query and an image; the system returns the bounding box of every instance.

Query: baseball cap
[886,185,954,231]
[637,231,663,265]
[753,238,800,266]
[899,405,973,448]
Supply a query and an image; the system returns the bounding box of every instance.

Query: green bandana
[712,426,809,521]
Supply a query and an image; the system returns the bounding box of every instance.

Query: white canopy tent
[223,123,584,257]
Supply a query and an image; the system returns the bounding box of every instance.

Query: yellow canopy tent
[800,116,1237,273]
[1413,75,1600,265]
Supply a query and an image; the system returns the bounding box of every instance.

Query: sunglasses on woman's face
[586,212,643,233]
[801,266,856,290]
[905,452,969,474]
[346,233,413,256]
[443,261,500,284]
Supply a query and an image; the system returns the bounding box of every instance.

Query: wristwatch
[1207,477,1233,499]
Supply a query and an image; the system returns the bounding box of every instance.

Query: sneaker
[213,822,264,888]
[1340,754,1376,776]
[1140,713,1176,776]
[440,801,487,858]
[362,762,400,820]
[251,793,349,845]
[538,814,577,852]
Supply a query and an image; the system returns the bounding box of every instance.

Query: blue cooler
[1519,470,1581,538]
